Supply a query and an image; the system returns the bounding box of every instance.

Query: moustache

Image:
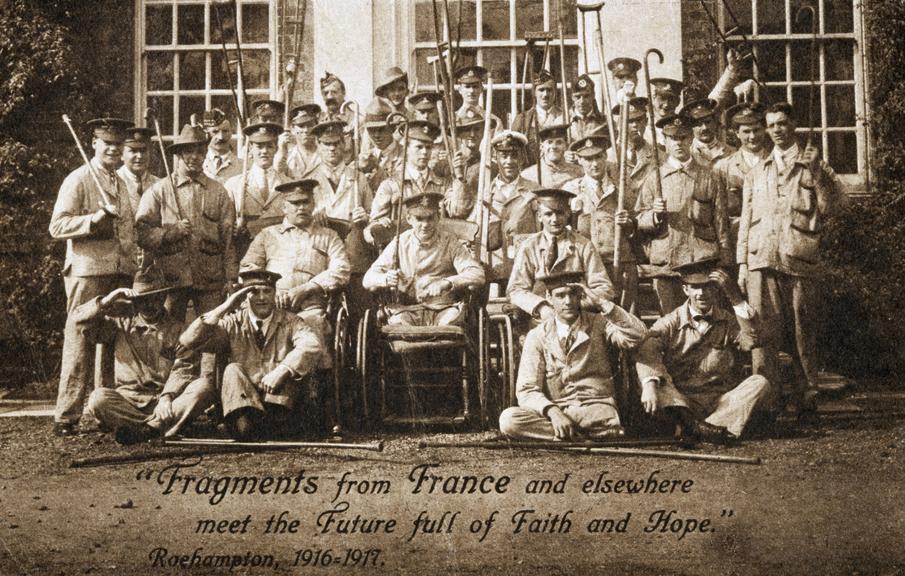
[324,97,338,106]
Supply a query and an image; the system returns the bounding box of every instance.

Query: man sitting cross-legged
[499,270,648,441]
[179,269,325,440]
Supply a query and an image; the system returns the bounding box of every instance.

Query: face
[652,91,678,119]
[535,84,554,109]
[134,293,167,319]
[251,140,276,168]
[384,79,408,107]
[176,143,206,176]
[735,123,766,152]
[283,194,315,227]
[406,210,439,242]
[578,152,605,179]
[408,139,432,170]
[206,121,232,152]
[537,200,569,236]
[122,144,147,175]
[626,116,648,145]
[765,111,796,149]
[682,282,719,314]
[321,81,346,111]
[549,285,581,323]
[291,123,316,149]
[367,126,393,150]
[613,72,637,90]
[247,285,276,318]
[494,149,522,181]
[457,82,482,106]
[92,137,123,170]
[541,137,567,163]
[318,137,345,167]
[459,126,481,158]
[692,116,718,144]
[664,132,692,162]
[572,92,593,115]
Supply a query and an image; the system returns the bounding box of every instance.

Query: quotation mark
[720,509,734,518]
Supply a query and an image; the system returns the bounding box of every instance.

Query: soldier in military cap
[225,122,290,259]
[136,124,238,327]
[358,98,402,191]
[308,120,373,226]
[276,103,323,179]
[454,65,504,128]
[508,188,616,320]
[179,268,325,440]
[568,74,606,142]
[363,192,485,327]
[406,91,443,123]
[118,127,160,213]
[500,270,648,441]
[374,66,410,113]
[635,258,773,443]
[81,268,213,444]
[202,108,242,184]
[680,97,737,168]
[319,72,355,125]
[250,99,285,125]
[241,179,350,355]
[50,116,138,435]
[512,70,565,165]
[646,77,685,144]
[608,57,642,91]
[607,97,658,212]
[634,114,731,315]
[521,124,583,188]
[563,133,639,311]
[366,120,465,247]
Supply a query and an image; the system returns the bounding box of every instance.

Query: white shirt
[248,309,274,336]
[773,142,800,173]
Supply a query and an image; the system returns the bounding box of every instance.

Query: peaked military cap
[649,78,685,98]
[274,178,319,201]
[455,65,487,85]
[403,191,444,212]
[725,102,766,126]
[537,269,585,291]
[251,99,285,120]
[456,105,495,130]
[533,188,576,203]
[608,57,642,77]
[166,124,208,153]
[572,74,595,95]
[656,113,694,137]
[569,134,610,157]
[123,127,155,148]
[680,97,720,121]
[375,66,409,96]
[405,119,441,143]
[243,122,283,143]
[491,130,528,151]
[311,120,347,142]
[239,269,282,287]
[87,117,133,142]
[672,257,720,285]
[290,103,322,126]
[537,123,569,141]
[532,69,556,88]
[406,91,443,112]
[612,96,650,120]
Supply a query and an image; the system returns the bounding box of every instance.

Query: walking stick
[796,4,818,148]
[282,0,307,130]
[613,81,634,271]
[556,0,571,145]
[212,0,246,128]
[386,112,409,302]
[643,48,665,204]
[228,0,249,121]
[477,77,494,265]
[145,108,183,221]
[61,115,119,213]
[582,1,617,155]
[430,0,463,182]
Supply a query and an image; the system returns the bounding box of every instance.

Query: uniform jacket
[277,145,322,179]
[737,145,849,277]
[507,229,616,315]
[635,301,758,390]
[565,174,636,263]
[180,307,323,384]
[362,229,485,306]
[569,110,607,142]
[516,307,648,415]
[117,166,160,214]
[691,138,737,170]
[521,159,583,189]
[224,164,290,237]
[512,105,565,164]
[240,221,351,311]
[49,160,137,278]
[308,162,373,221]
[635,160,731,274]
[714,147,770,219]
[203,149,242,184]
[136,171,238,290]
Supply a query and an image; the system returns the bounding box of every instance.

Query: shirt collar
[248,308,274,332]
[666,156,695,172]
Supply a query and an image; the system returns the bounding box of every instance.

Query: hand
[424,279,452,297]
[803,143,822,172]
[615,209,633,229]
[384,269,401,289]
[538,304,555,322]
[622,80,636,99]
[653,198,667,215]
[451,150,464,173]
[213,285,256,318]
[435,148,449,165]
[90,207,115,225]
[547,406,578,441]
[358,152,377,173]
[261,365,290,395]
[277,131,292,150]
[737,264,749,296]
[153,395,175,425]
[100,287,136,307]
[351,206,369,225]
[174,219,192,237]
[564,150,578,164]
[641,380,659,414]
[287,284,313,310]
[709,269,744,306]
[313,208,328,227]
[726,47,740,68]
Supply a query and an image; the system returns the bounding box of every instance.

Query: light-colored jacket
[49,160,137,278]
[565,173,636,263]
[308,162,373,221]
[116,166,160,215]
[714,147,770,219]
[224,165,290,238]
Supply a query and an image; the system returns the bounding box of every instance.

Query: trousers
[220,362,307,418]
[499,399,623,441]
[654,374,772,437]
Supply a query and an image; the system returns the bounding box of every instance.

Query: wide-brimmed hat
[166,124,208,153]
[362,98,394,129]
[375,66,409,96]
[130,268,176,300]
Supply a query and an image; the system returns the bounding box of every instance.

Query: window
[718,0,868,184]
[136,0,276,138]
[411,0,580,127]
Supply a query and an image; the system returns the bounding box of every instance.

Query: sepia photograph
[0,0,902,574]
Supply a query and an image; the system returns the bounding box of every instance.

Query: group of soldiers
[48,49,848,446]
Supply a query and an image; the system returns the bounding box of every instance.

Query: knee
[227,408,261,441]
[747,374,771,396]
[86,388,118,416]
[221,363,247,384]
[498,407,524,437]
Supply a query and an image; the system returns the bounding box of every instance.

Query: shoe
[114,424,159,445]
[53,422,78,437]
[689,420,733,445]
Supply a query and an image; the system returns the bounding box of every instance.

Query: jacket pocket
[197,212,223,256]
[690,183,717,241]
[782,225,820,264]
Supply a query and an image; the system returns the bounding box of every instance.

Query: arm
[362,239,396,291]
[135,181,175,252]
[447,238,486,291]
[514,329,555,416]
[159,348,201,399]
[308,231,352,292]
[239,228,268,271]
[602,304,649,351]
[634,169,663,234]
[217,183,239,283]
[633,318,673,388]
[506,243,547,316]
[279,318,326,379]
[737,171,754,265]
[48,171,108,240]
[707,51,742,108]
[582,243,618,302]
[177,286,252,351]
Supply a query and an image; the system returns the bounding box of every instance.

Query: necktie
[254,319,266,349]
[544,237,559,272]
[561,325,576,352]
[262,170,270,199]
[692,315,712,334]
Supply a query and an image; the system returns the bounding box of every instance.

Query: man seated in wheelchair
[499,270,648,440]
[362,191,485,326]
[179,269,325,440]
[507,188,616,322]
[240,177,350,361]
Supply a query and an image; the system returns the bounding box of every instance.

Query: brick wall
[276,0,316,108]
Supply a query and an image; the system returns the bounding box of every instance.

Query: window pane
[790,1,817,34]
[147,52,174,91]
[827,131,857,174]
[178,96,207,129]
[146,4,172,45]
[489,88,512,127]
[790,40,815,82]
[241,3,269,44]
[561,0,577,36]
[415,0,434,43]
[148,95,174,136]
[415,48,437,87]
[179,52,206,91]
[210,2,236,45]
[824,0,854,33]
[755,0,784,34]
[824,40,854,81]
[754,42,785,82]
[515,0,543,39]
[724,0,753,36]
[826,85,855,127]
[211,49,239,90]
[482,0,510,41]
[242,49,271,90]
[449,0,477,42]
[482,47,513,84]
[453,47,478,70]
[790,85,821,129]
[762,84,788,106]
[211,94,241,127]
[177,4,205,45]
[548,45,579,85]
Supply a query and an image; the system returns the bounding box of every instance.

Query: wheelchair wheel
[356,309,381,431]
[332,303,350,436]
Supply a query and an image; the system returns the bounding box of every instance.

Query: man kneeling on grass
[179,269,325,440]
[82,269,214,445]
[499,270,648,440]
